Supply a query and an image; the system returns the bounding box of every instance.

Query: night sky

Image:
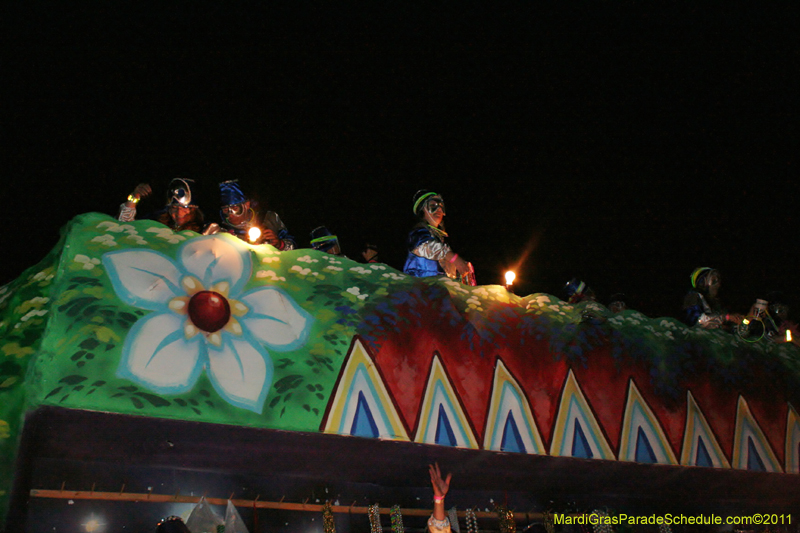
[3,4,798,320]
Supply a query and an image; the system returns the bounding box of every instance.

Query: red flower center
[188,291,231,333]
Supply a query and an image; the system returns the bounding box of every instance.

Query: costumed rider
[682,267,742,329]
[403,190,471,280]
[210,180,296,250]
[564,277,606,324]
[119,179,205,233]
[310,226,345,256]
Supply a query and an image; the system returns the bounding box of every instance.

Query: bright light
[248,226,262,243]
[82,515,106,532]
[504,270,516,286]
[742,318,750,325]
[787,330,793,343]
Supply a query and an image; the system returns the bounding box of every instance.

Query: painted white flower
[297,255,319,264]
[324,266,343,272]
[261,256,280,264]
[346,287,368,300]
[368,264,386,270]
[349,267,371,275]
[103,235,313,413]
[126,235,148,245]
[74,255,101,270]
[290,266,312,276]
[91,234,117,247]
[146,227,186,244]
[21,309,48,322]
[382,273,405,281]
[256,270,286,281]
[31,271,54,282]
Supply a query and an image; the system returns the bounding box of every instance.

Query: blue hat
[564,278,586,298]
[310,226,339,252]
[219,180,248,207]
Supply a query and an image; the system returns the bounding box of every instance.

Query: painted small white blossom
[126,235,148,245]
[21,309,48,322]
[146,227,186,244]
[297,255,319,264]
[324,266,343,272]
[74,255,101,270]
[31,271,54,282]
[290,266,312,276]
[349,267,371,275]
[91,235,117,247]
[261,256,280,264]
[381,273,405,281]
[346,287,368,300]
[103,235,313,413]
[256,270,286,281]
[368,264,386,270]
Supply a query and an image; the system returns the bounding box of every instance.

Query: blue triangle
[571,419,593,459]
[435,404,457,447]
[695,436,713,467]
[747,436,766,471]
[500,411,526,453]
[351,391,379,438]
[635,426,657,463]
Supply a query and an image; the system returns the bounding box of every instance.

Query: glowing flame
[742,318,750,325]
[787,330,793,343]
[505,270,516,286]
[248,226,262,243]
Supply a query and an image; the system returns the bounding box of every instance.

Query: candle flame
[787,330,793,343]
[248,226,262,243]
[505,270,516,286]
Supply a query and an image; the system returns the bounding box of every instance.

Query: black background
[3,3,798,319]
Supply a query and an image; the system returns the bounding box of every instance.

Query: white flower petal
[179,235,251,294]
[207,336,271,413]
[118,313,203,393]
[240,287,313,350]
[102,249,183,310]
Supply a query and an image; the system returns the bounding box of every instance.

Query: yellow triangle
[414,355,478,449]
[483,359,545,454]
[679,391,730,468]
[784,403,800,473]
[321,338,409,441]
[618,380,677,464]
[549,369,614,460]
[731,396,782,472]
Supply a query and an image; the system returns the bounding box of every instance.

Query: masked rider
[119,179,205,233]
[212,180,296,250]
[403,190,470,279]
[682,267,742,329]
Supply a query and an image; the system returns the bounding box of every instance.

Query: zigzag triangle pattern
[321,339,409,441]
[549,370,614,460]
[731,396,782,472]
[618,380,677,465]
[414,355,478,449]
[483,359,546,455]
[680,391,730,468]
[322,339,797,474]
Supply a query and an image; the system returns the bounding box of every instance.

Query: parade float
[2,213,800,531]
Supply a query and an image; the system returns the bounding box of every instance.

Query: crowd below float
[118,179,798,345]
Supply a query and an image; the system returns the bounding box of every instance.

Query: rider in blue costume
[211,180,296,250]
[403,190,470,279]
[682,267,741,329]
